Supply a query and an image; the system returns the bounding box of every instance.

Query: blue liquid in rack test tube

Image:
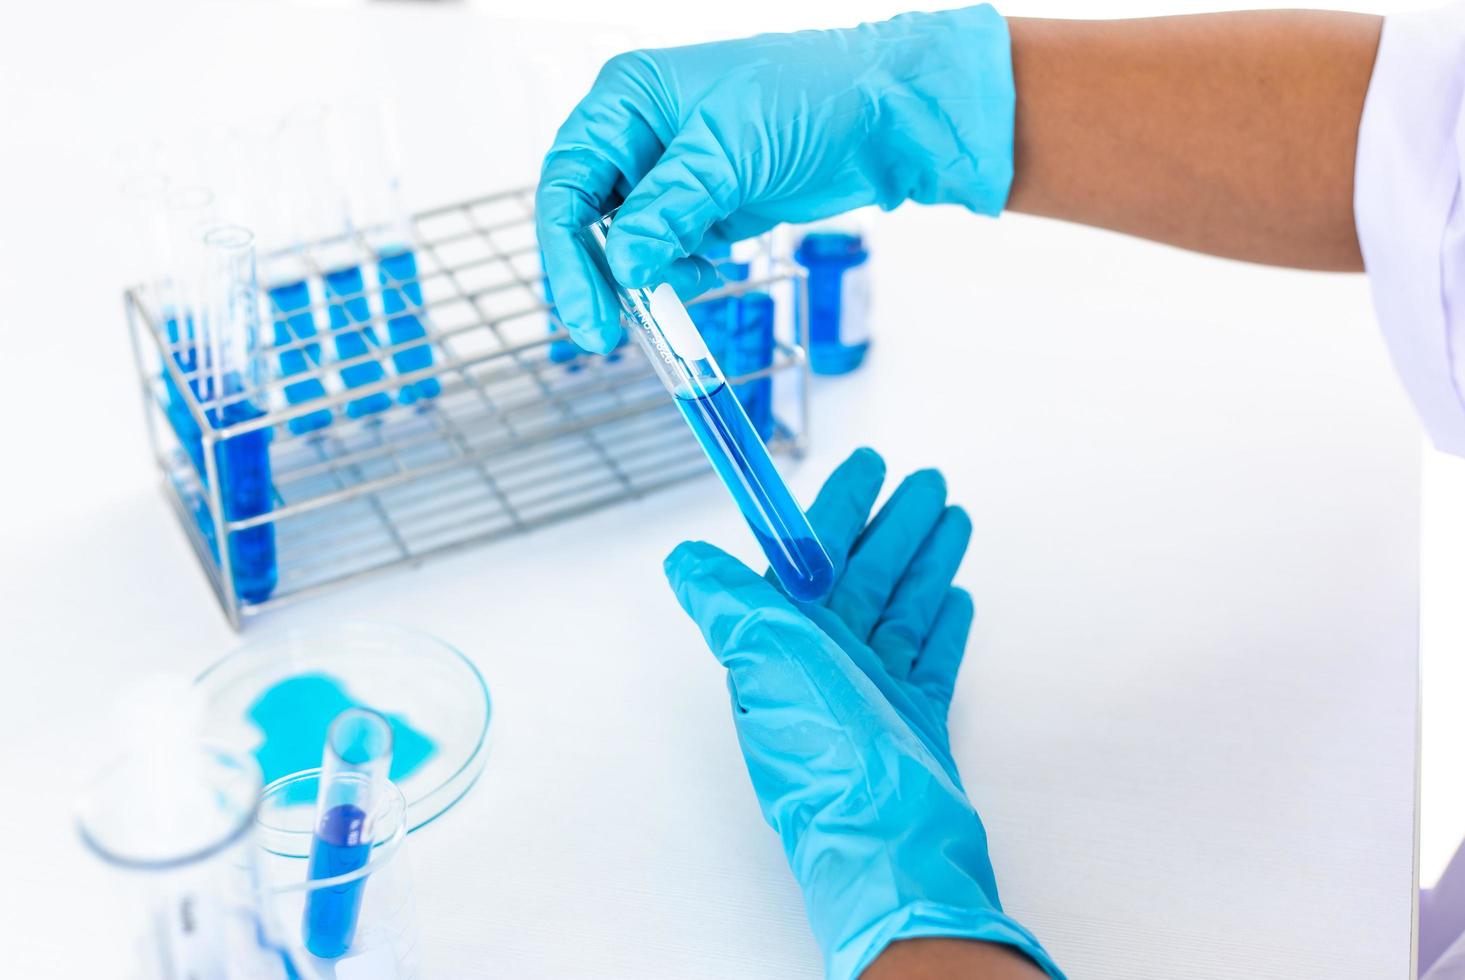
[199,224,278,605]
[163,313,207,479]
[324,266,394,418]
[578,212,834,602]
[211,394,278,604]
[794,230,871,376]
[267,280,333,435]
[377,247,440,404]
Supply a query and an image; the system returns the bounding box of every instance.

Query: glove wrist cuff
[865,4,1016,215]
[835,901,1065,980]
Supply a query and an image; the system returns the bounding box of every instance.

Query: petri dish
[195,622,490,833]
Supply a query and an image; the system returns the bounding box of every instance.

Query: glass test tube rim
[76,743,262,873]
[255,768,408,890]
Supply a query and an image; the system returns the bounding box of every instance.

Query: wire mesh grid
[125,186,811,628]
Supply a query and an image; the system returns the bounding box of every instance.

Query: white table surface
[0,2,1423,977]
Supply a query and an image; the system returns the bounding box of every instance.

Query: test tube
[284,105,392,420]
[201,224,278,604]
[303,708,393,959]
[161,185,216,480]
[343,99,440,405]
[577,211,835,602]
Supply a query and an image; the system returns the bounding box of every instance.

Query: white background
[0,0,1460,975]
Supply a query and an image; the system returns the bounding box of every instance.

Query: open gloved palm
[664,448,1062,980]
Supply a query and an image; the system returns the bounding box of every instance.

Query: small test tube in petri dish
[303,708,393,959]
[577,211,835,602]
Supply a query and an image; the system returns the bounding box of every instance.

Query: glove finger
[665,539,802,664]
[536,52,678,353]
[662,255,726,302]
[764,448,885,597]
[607,113,743,290]
[908,587,976,716]
[868,506,973,678]
[826,468,948,640]
[666,540,844,718]
[536,149,626,354]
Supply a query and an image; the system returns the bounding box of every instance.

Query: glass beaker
[77,743,293,979]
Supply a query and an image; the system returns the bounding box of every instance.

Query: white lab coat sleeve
[1355,2,1465,457]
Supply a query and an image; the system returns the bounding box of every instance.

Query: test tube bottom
[214,398,278,604]
[676,383,833,602]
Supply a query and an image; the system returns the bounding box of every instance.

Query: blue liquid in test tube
[200,225,278,604]
[794,231,871,376]
[303,709,392,959]
[211,393,278,604]
[323,266,393,419]
[729,288,776,442]
[676,383,828,598]
[267,280,333,435]
[578,212,833,602]
[163,312,207,478]
[376,247,440,404]
[304,802,371,959]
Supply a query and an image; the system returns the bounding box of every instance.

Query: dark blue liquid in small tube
[303,803,371,959]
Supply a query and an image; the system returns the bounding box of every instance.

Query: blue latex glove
[664,449,1063,980]
[538,6,1015,353]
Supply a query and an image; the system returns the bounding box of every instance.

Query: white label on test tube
[647,283,710,361]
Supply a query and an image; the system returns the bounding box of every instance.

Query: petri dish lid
[195,622,490,833]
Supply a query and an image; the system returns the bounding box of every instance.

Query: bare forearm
[1006,11,1382,271]
[863,938,1050,979]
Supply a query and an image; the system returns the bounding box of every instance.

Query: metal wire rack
[125,186,811,628]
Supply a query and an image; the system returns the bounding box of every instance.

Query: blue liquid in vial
[268,281,333,435]
[377,248,440,404]
[209,393,278,604]
[675,383,833,602]
[795,232,870,376]
[323,267,393,419]
[303,803,371,959]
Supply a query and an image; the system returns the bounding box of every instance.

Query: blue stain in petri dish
[267,280,333,435]
[675,383,834,602]
[323,266,393,419]
[246,673,436,801]
[303,803,371,959]
[376,248,441,405]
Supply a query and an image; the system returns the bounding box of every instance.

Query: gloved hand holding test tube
[577,211,835,602]
[303,708,393,959]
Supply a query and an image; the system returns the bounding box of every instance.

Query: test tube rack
[125,186,811,629]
